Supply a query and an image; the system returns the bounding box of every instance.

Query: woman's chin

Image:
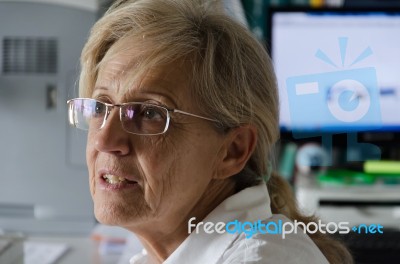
[94,203,140,226]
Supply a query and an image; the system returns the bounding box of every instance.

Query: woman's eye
[141,106,164,120]
[94,102,106,115]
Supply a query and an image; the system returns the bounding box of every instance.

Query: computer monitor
[268,7,400,134]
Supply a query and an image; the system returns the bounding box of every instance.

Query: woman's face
[86,50,227,231]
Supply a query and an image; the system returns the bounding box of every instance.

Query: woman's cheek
[139,136,182,211]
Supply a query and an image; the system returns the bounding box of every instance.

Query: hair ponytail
[267,172,353,264]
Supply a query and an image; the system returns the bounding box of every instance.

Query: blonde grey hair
[79,0,279,189]
[79,1,353,263]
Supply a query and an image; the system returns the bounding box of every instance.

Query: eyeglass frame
[67,98,221,136]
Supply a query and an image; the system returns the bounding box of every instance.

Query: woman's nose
[94,109,131,155]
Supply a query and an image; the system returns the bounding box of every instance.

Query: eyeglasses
[67,98,220,135]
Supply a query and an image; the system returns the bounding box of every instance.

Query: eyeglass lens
[68,99,169,135]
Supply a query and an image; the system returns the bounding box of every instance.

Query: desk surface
[27,235,122,264]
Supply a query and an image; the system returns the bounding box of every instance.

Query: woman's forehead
[95,50,192,104]
[96,33,194,89]
[96,52,134,85]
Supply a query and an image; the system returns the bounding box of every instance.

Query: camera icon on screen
[286,37,382,165]
[286,67,381,133]
[286,67,382,165]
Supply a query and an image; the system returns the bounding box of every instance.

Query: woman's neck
[128,179,236,263]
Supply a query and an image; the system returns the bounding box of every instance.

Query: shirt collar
[163,181,272,264]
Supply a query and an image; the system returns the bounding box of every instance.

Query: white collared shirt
[130,182,329,264]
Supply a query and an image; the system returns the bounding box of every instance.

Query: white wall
[0,0,98,11]
[0,1,97,234]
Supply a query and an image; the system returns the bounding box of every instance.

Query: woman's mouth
[100,174,138,190]
[103,174,130,184]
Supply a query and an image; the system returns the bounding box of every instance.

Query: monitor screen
[269,8,400,133]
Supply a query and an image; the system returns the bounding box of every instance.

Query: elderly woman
[67,0,353,263]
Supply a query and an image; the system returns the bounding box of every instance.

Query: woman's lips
[103,174,136,184]
[98,170,139,190]
[99,175,138,190]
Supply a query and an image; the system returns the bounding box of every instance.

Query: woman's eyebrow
[126,89,180,108]
[93,82,181,108]
[93,86,109,93]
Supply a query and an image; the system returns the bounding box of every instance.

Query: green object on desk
[278,142,297,181]
[364,160,400,174]
[317,169,376,186]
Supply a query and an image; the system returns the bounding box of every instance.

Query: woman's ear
[214,125,257,179]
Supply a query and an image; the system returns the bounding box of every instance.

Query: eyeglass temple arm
[171,109,219,123]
